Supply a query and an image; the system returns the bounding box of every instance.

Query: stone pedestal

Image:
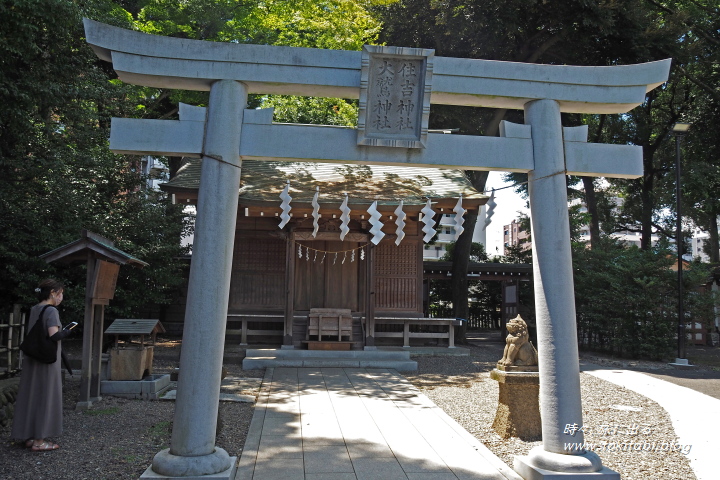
[490,368,541,441]
[101,374,171,400]
[514,447,619,480]
[141,450,237,480]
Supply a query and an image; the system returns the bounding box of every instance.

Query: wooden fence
[427,305,501,330]
[0,305,25,377]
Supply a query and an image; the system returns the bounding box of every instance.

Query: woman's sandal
[31,441,59,452]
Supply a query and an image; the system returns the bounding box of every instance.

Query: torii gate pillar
[151,80,247,478]
[515,99,608,477]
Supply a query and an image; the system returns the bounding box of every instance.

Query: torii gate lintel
[110,106,643,179]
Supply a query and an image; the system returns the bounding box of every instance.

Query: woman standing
[11,278,71,451]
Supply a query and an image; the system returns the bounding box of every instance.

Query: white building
[690,229,711,263]
[572,197,716,261]
[423,205,487,260]
[140,155,169,190]
[571,197,667,249]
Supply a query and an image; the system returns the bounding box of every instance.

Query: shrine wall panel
[374,277,418,310]
[229,236,285,309]
[373,241,421,312]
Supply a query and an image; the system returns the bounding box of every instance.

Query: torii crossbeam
[84,19,670,480]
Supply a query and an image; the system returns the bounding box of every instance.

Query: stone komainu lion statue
[498,315,538,367]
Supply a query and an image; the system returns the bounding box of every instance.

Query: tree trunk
[447,38,555,339]
[168,156,183,179]
[640,150,655,251]
[451,211,477,343]
[582,114,606,248]
[581,176,600,248]
[451,170,489,344]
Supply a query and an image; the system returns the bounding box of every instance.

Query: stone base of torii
[84,19,670,480]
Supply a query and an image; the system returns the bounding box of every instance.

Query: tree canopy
[374,0,718,354]
[0,0,381,320]
[0,0,193,319]
[1,0,716,357]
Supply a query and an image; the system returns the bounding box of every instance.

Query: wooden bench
[226,314,284,345]
[374,317,461,347]
[307,308,352,342]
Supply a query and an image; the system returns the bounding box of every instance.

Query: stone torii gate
[84,19,670,480]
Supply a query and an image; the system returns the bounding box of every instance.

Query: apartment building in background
[503,219,531,255]
[423,206,488,260]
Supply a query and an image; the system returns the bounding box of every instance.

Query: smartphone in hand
[64,321,79,331]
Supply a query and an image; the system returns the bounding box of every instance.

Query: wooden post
[241,318,248,345]
[284,233,295,346]
[18,307,26,371]
[77,256,96,410]
[365,243,375,347]
[89,302,105,400]
[11,304,23,372]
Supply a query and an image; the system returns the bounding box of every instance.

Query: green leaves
[1,0,388,321]
[261,96,358,126]
[573,238,713,360]
[0,0,189,321]
[132,0,381,48]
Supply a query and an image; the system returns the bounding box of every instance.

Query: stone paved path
[235,367,521,480]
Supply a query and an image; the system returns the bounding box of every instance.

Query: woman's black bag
[20,305,58,364]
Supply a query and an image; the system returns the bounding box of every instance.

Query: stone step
[245,348,412,359]
[243,349,417,371]
[243,357,417,371]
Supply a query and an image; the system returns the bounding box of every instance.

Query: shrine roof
[161,159,487,207]
[40,230,148,266]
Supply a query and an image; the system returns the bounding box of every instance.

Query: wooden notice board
[91,259,120,300]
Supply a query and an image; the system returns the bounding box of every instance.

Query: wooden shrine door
[293,241,364,312]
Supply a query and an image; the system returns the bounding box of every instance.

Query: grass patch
[83,407,120,416]
[109,446,140,463]
[148,420,172,434]
[147,420,172,443]
[688,355,720,368]
[687,346,720,368]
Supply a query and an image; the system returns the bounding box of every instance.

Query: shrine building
[161,157,489,349]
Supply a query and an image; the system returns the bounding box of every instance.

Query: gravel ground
[579,349,720,401]
[0,337,698,480]
[0,339,262,480]
[407,341,697,480]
